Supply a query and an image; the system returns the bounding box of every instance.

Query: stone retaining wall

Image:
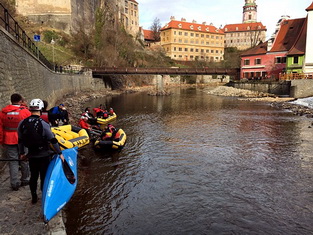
[290,80,313,98]
[0,27,109,110]
[229,81,291,97]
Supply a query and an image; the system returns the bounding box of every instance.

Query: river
[65,87,313,235]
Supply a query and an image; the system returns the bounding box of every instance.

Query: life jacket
[78,119,90,129]
[109,109,114,115]
[20,116,48,152]
[0,105,31,145]
[40,111,49,123]
[113,130,121,141]
[93,107,100,116]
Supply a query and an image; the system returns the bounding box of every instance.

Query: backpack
[20,117,47,151]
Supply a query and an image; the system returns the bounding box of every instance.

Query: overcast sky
[139,0,312,39]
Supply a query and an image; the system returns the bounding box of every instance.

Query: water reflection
[65,88,313,235]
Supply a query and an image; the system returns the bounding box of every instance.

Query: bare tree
[150,17,161,42]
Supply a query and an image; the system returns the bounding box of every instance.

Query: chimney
[170,16,175,21]
[192,20,197,23]
[181,18,186,22]
[202,22,206,25]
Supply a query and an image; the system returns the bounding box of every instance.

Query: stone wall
[0,27,109,110]
[290,80,313,98]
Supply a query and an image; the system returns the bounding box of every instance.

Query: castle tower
[304,2,313,73]
[242,0,257,23]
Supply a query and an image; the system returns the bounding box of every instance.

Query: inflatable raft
[97,112,117,126]
[94,128,126,150]
[42,147,78,223]
[51,125,89,150]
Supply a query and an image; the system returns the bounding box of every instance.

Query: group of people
[0,95,119,205]
[78,105,116,139]
[0,94,64,204]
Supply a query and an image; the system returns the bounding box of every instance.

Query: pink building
[241,18,306,79]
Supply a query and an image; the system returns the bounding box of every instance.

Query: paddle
[0,159,25,162]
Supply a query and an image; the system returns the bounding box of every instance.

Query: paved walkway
[0,164,66,235]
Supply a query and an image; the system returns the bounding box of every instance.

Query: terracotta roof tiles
[241,41,268,56]
[161,20,224,34]
[270,18,306,52]
[287,17,307,56]
[223,22,266,32]
[143,29,155,41]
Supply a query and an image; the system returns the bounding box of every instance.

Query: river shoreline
[0,84,312,235]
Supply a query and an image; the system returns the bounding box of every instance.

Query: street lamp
[51,38,55,65]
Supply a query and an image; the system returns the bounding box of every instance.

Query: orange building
[160,17,225,62]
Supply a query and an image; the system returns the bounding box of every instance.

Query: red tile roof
[223,22,266,32]
[287,17,307,55]
[270,18,306,52]
[306,2,313,11]
[143,29,155,41]
[241,41,268,56]
[161,20,224,34]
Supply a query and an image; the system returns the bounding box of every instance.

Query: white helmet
[29,99,44,111]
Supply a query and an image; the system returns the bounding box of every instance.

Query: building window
[179,48,182,51]
[275,57,287,64]
[190,48,194,52]
[244,59,250,65]
[293,56,299,64]
[184,32,188,36]
[185,48,188,52]
[255,58,261,65]
[191,33,194,36]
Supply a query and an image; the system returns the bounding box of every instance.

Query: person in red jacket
[78,116,91,136]
[0,93,31,191]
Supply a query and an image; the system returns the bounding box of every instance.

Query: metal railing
[0,3,53,70]
[280,73,313,80]
[87,67,240,76]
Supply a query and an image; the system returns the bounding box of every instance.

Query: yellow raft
[97,113,117,126]
[51,125,90,150]
[94,128,126,150]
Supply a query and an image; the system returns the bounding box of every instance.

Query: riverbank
[0,89,126,235]
[0,84,311,235]
[206,86,313,118]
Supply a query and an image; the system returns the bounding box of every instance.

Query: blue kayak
[42,147,78,223]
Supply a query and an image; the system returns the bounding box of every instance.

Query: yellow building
[160,17,225,61]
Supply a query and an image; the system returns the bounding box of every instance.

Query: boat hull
[97,113,117,126]
[42,147,78,223]
[94,128,126,150]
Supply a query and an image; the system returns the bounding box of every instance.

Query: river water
[65,87,313,235]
